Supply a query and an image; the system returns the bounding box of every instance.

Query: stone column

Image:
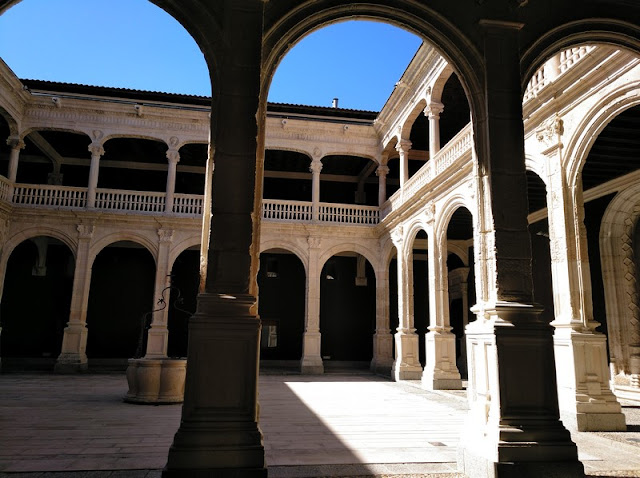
[396,139,411,188]
[300,236,324,373]
[6,136,25,186]
[544,130,625,431]
[458,20,584,478]
[145,228,174,358]
[87,143,104,209]
[371,265,393,375]
[310,156,322,222]
[164,3,266,476]
[55,224,94,373]
[391,227,422,380]
[165,150,180,214]
[422,213,462,390]
[425,101,444,155]
[376,164,389,206]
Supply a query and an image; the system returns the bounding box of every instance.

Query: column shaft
[87,144,104,209]
[165,150,180,214]
[145,229,174,358]
[422,226,461,390]
[376,165,389,206]
[55,225,94,373]
[310,158,322,222]
[396,140,411,188]
[164,3,266,476]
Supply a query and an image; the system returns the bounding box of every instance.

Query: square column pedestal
[392,329,423,380]
[458,302,585,478]
[422,330,462,390]
[553,327,626,431]
[163,293,266,478]
[300,332,324,374]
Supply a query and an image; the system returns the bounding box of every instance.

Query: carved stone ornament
[424,202,436,223]
[391,226,404,246]
[77,224,95,239]
[92,130,104,141]
[158,228,175,243]
[536,114,564,145]
[6,136,25,150]
[308,236,321,249]
[309,158,323,174]
[376,165,390,177]
[396,139,412,153]
[166,149,180,163]
[88,143,105,157]
[169,136,179,148]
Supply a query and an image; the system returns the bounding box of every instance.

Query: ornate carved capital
[536,114,564,145]
[391,226,404,246]
[158,228,175,243]
[309,158,323,174]
[424,202,436,223]
[6,136,25,151]
[77,224,95,239]
[166,149,180,163]
[308,236,321,249]
[88,143,105,158]
[395,139,412,154]
[376,165,390,177]
[424,101,444,119]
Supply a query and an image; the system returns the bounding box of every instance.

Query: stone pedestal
[300,332,324,374]
[554,328,626,431]
[392,329,422,380]
[163,293,266,478]
[422,330,462,390]
[55,322,88,373]
[125,358,187,404]
[458,303,584,478]
[370,331,394,376]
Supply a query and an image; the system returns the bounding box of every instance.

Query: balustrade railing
[0,175,12,202]
[262,199,312,222]
[318,202,379,225]
[95,189,165,213]
[12,183,86,208]
[173,194,203,215]
[435,123,473,175]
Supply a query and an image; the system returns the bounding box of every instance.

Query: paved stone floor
[0,372,639,477]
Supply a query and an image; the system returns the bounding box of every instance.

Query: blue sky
[0,0,422,111]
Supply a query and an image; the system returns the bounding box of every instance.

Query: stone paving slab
[0,373,640,477]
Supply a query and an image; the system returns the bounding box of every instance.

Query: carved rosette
[307,236,321,250]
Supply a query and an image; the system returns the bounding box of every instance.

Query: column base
[164,293,265,476]
[458,445,585,478]
[422,330,462,390]
[300,357,324,374]
[392,329,422,380]
[553,328,626,431]
[54,353,88,373]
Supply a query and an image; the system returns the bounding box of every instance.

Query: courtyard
[0,372,639,477]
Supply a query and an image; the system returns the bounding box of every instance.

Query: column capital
[166,149,180,164]
[395,139,412,154]
[158,228,175,243]
[308,236,322,249]
[424,102,444,119]
[391,226,404,247]
[376,165,390,177]
[6,136,25,150]
[77,224,95,239]
[88,143,105,157]
[309,158,323,174]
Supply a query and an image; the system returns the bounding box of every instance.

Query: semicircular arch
[260,239,309,275]
[88,232,158,269]
[317,242,380,280]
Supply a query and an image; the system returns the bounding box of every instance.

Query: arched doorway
[1,236,74,370]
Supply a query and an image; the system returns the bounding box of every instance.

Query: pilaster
[55,223,94,373]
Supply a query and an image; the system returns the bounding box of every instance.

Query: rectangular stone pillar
[163,3,266,476]
[458,20,584,478]
[145,228,173,359]
[371,265,393,375]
